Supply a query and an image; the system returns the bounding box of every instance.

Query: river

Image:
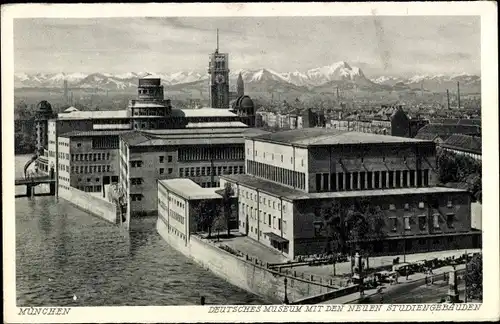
[15,155,267,306]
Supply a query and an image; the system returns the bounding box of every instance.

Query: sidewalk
[320,263,466,304]
[294,249,479,279]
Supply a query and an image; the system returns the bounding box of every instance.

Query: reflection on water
[15,155,266,306]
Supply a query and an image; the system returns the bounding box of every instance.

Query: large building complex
[217,128,480,259]
[118,127,268,220]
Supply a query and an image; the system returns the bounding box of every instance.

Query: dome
[235,95,254,109]
[37,100,52,112]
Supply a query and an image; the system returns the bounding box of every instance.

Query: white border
[2,2,499,323]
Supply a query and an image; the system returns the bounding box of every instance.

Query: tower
[34,100,54,156]
[208,29,230,108]
[237,72,244,97]
[63,80,69,103]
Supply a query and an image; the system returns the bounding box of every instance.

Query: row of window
[71,165,111,174]
[179,165,244,177]
[169,209,185,225]
[168,195,185,210]
[178,147,244,162]
[159,155,173,163]
[159,168,173,175]
[72,152,111,162]
[167,223,186,241]
[75,177,102,183]
[130,161,143,168]
[240,202,288,234]
[248,149,305,167]
[315,169,430,192]
[130,194,143,201]
[58,176,70,183]
[58,141,69,147]
[76,185,103,193]
[247,160,306,190]
[239,188,288,212]
[200,182,220,188]
[389,213,456,231]
[92,137,119,149]
[58,152,70,160]
[58,164,70,173]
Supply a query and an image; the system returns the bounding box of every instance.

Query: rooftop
[120,128,270,147]
[222,174,468,201]
[416,123,482,137]
[158,179,222,200]
[57,109,129,120]
[250,128,431,147]
[186,121,248,128]
[59,130,130,137]
[171,108,238,118]
[441,134,482,154]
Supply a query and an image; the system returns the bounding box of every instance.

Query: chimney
[457,81,461,109]
[447,89,450,110]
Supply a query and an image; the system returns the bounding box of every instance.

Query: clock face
[215,74,225,84]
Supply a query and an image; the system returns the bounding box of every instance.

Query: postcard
[2,2,498,323]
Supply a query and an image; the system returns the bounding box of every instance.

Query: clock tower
[208,29,230,108]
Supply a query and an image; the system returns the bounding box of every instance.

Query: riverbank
[156,218,351,303]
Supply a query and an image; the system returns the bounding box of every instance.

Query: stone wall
[59,186,119,224]
[156,218,337,303]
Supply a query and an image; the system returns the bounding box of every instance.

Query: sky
[14,16,480,77]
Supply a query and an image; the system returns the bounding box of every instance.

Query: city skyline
[14,16,480,77]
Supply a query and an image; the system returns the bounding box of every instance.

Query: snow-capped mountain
[14,62,480,94]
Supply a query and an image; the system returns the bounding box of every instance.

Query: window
[159,168,165,174]
[390,217,397,231]
[404,216,411,230]
[278,219,281,230]
[168,168,173,174]
[418,202,425,209]
[446,213,455,228]
[77,143,82,147]
[418,216,427,230]
[268,214,271,225]
[159,156,164,163]
[168,156,172,162]
[433,214,440,229]
[447,200,453,208]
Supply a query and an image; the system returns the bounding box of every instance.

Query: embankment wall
[156,218,336,303]
[59,186,119,224]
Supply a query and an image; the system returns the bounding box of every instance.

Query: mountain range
[14,61,481,94]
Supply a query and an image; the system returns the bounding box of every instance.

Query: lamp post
[283,277,289,304]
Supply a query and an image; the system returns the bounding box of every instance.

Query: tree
[466,253,482,301]
[220,182,235,237]
[212,211,226,242]
[194,200,221,239]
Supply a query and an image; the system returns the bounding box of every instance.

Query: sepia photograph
[2,2,498,323]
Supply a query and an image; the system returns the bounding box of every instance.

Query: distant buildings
[414,123,481,143]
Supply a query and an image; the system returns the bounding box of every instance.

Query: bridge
[15,174,56,198]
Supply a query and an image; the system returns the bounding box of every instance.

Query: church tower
[237,72,244,97]
[208,29,230,108]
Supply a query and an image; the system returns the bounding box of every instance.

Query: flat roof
[250,128,431,147]
[59,130,130,137]
[222,174,468,201]
[186,121,248,128]
[129,102,169,108]
[159,179,222,200]
[57,110,129,120]
[121,129,270,147]
[173,108,238,118]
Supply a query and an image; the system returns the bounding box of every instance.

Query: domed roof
[37,100,52,112]
[235,95,254,109]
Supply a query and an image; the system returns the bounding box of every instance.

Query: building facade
[221,128,480,259]
[119,128,269,220]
